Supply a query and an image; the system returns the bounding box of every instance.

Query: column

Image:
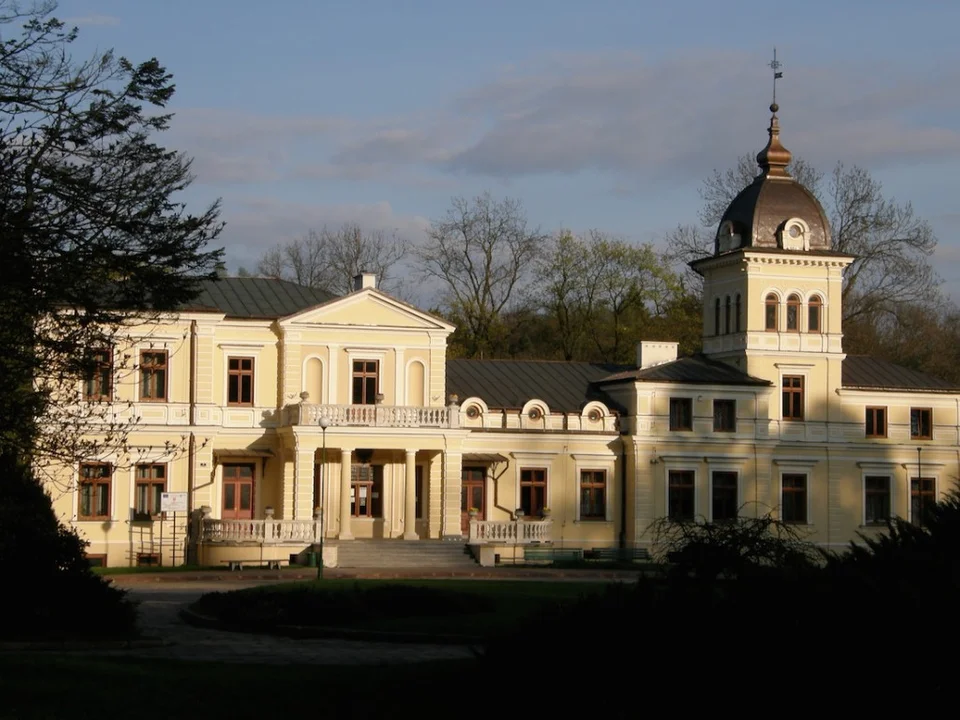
[403,449,418,540]
[338,448,353,540]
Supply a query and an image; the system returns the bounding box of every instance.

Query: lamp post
[317,415,331,579]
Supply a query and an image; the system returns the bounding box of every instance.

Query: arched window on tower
[765,294,779,331]
[786,294,801,332]
[808,295,823,333]
[714,298,721,336]
[724,296,731,334]
[735,294,742,333]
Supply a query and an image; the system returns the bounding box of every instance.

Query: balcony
[282,403,457,429]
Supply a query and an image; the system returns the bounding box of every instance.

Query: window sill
[574,519,612,524]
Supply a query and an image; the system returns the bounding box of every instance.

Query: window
[864,476,890,526]
[781,474,807,524]
[910,408,932,440]
[786,294,800,331]
[669,397,693,431]
[580,470,606,520]
[135,464,166,518]
[85,554,107,568]
[714,298,721,336]
[735,294,742,333]
[782,376,804,420]
[724,296,731,334]
[227,357,254,406]
[351,464,383,517]
[711,471,738,522]
[713,399,736,432]
[222,463,254,520]
[78,463,111,520]
[415,465,424,519]
[520,468,547,517]
[865,407,887,438]
[83,348,112,401]
[668,470,695,521]
[765,294,779,331]
[911,477,935,527]
[140,351,168,402]
[352,360,379,405]
[808,295,822,333]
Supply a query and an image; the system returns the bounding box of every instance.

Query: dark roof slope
[181,277,334,319]
[842,355,960,392]
[598,354,771,386]
[446,359,630,413]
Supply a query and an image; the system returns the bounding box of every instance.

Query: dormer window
[780,218,810,250]
[717,221,741,253]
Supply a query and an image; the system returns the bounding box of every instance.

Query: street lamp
[317,415,331,579]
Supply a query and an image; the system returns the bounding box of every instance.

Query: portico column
[403,449,419,540]
[338,448,353,540]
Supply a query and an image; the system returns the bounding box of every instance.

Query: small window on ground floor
[351,464,383,518]
[668,470,695,522]
[711,471,738,522]
[580,470,606,520]
[781,474,807,524]
[911,477,935,527]
[520,468,547,517]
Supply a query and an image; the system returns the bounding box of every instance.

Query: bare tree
[256,223,408,296]
[416,193,546,358]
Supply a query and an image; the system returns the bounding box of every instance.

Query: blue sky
[51,0,960,304]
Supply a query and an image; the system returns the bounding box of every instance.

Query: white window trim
[74,456,120,523]
[902,460,945,525]
[220,345,264,408]
[134,345,172,403]
[661,457,699,522]
[513,458,553,515]
[572,453,616,523]
[775,363,814,423]
[346,349,388,405]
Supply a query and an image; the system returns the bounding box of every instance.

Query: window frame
[724,296,731,334]
[808,295,822,333]
[735,294,742,333]
[714,298,721,336]
[782,375,804,421]
[83,347,113,401]
[139,350,169,403]
[78,462,112,520]
[227,356,255,406]
[710,471,739,522]
[351,359,380,405]
[134,463,167,519]
[667,469,696,522]
[713,399,736,432]
[910,408,932,440]
[669,397,693,432]
[350,463,384,518]
[519,467,548,518]
[863,475,891,526]
[765,294,779,332]
[910,476,936,527]
[786,294,801,332]
[864,406,887,438]
[780,473,808,524]
[579,469,607,521]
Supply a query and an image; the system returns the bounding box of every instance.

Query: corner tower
[691,102,854,416]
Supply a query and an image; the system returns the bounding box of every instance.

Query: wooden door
[223,463,255,520]
[461,466,485,533]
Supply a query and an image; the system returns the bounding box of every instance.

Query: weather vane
[769,48,783,108]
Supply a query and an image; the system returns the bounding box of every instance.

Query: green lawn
[190,579,616,639]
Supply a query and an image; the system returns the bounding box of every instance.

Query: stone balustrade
[202,517,322,544]
[467,518,552,545]
[283,403,458,428]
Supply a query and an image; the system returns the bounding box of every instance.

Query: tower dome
[714,104,832,255]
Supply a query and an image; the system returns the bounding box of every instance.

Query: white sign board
[160,492,188,513]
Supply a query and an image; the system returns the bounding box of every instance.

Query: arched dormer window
[786,294,801,332]
[808,295,823,333]
[765,294,779,331]
[735,294,742,333]
[724,296,731,334]
[714,298,721,336]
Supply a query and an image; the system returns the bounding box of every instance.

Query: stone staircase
[333,539,479,569]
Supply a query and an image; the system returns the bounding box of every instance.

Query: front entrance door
[461,466,486,533]
[223,463,255,520]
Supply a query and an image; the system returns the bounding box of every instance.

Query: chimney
[636,341,678,369]
[352,272,377,291]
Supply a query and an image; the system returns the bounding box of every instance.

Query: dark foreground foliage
[0,454,137,640]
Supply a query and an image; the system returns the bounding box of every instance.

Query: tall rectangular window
[781,474,807,524]
[78,463,111,520]
[911,477,935,527]
[415,465,424,520]
[352,360,379,405]
[669,397,693,431]
[910,408,932,440]
[782,376,804,420]
[135,464,166,518]
[351,464,383,517]
[227,357,254,406]
[711,471,738,521]
[713,399,736,432]
[668,470,695,521]
[864,476,890,526]
[140,351,168,402]
[865,407,887,438]
[83,348,112,401]
[520,468,547,517]
[579,470,606,520]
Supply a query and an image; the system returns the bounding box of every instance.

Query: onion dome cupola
[714,102,832,255]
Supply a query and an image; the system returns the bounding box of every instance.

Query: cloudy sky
[54,0,960,304]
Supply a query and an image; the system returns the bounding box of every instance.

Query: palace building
[51,105,960,568]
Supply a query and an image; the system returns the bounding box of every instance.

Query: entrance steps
[333,539,478,569]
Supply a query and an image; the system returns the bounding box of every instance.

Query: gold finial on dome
[757,49,791,178]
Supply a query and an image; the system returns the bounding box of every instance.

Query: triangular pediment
[279,288,455,332]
